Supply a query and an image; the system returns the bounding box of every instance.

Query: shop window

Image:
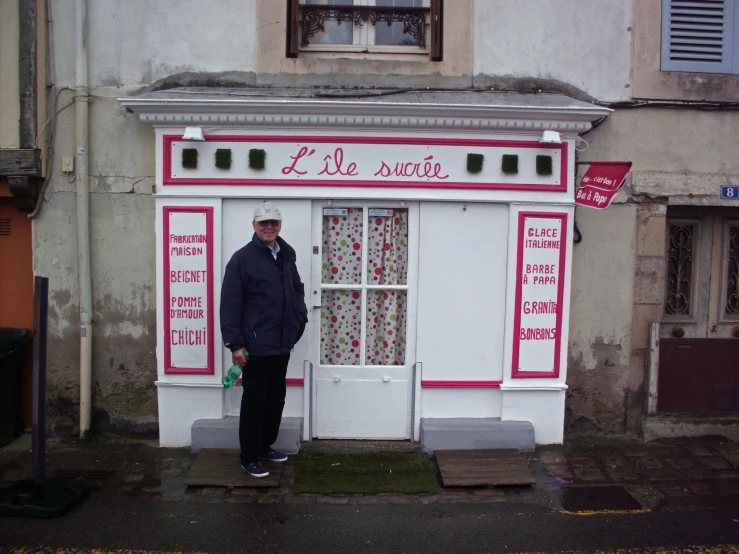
[661,0,738,74]
[287,0,443,60]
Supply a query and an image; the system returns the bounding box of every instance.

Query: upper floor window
[661,0,738,74]
[287,0,443,60]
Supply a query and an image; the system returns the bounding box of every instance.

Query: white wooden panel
[421,389,502,419]
[221,199,312,417]
[157,385,224,447]
[501,390,565,445]
[416,202,508,381]
[316,378,410,439]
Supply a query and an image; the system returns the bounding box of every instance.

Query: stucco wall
[35,87,157,433]
[633,0,739,102]
[568,203,636,434]
[473,0,633,102]
[50,0,257,89]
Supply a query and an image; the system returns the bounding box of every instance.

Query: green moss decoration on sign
[182,148,198,169]
[537,155,553,176]
[215,149,232,170]
[502,154,519,175]
[249,149,266,171]
[466,153,484,174]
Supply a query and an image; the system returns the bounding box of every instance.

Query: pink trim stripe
[162,135,568,192]
[511,211,567,379]
[422,380,502,389]
[235,377,304,387]
[163,206,215,375]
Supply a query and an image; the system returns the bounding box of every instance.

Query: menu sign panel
[512,213,567,378]
[163,207,214,374]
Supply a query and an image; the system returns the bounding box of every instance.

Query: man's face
[253,219,282,244]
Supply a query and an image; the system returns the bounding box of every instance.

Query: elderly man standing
[220,201,308,477]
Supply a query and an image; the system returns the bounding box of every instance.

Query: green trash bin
[0,327,31,448]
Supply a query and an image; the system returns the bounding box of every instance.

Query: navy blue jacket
[220,234,308,356]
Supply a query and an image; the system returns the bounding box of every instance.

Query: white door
[310,202,419,439]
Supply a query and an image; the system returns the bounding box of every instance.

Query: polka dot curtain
[320,208,409,366]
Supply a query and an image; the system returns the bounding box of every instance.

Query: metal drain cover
[558,485,643,513]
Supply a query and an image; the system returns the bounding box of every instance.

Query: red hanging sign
[575,162,631,209]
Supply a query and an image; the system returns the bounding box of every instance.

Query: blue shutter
[661,0,736,74]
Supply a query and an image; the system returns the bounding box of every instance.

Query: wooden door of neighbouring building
[658,207,739,413]
[0,180,34,427]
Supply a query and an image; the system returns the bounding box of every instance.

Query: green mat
[293,451,437,495]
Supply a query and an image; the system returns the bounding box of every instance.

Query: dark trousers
[239,353,290,462]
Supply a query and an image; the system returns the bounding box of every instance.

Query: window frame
[287,0,443,60]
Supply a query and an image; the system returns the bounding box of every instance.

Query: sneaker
[261,448,288,462]
[241,460,269,478]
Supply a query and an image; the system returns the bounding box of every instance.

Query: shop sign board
[163,206,214,374]
[164,135,567,192]
[575,162,631,209]
[512,212,567,378]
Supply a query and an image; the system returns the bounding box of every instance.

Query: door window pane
[366,290,407,365]
[374,0,424,46]
[665,224,695,315]
[366,209,408,285]
[305,0,354,45]
[322,208,363,285]
[321,290,362,365]
[726,225,739,316]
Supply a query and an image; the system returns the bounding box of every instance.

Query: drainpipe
[75,0,92,437]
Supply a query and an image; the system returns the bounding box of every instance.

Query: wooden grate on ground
[185,448,283,488]
[435,449,535,487]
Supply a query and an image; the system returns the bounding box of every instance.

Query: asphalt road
[1,490,739,553]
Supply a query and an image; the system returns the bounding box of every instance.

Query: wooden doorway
[658,207,739,413]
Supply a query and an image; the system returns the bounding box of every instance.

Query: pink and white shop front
[121,89,610,450]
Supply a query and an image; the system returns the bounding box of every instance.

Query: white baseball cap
[253,201,283,222]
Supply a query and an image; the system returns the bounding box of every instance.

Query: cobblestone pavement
[1,433,738,508]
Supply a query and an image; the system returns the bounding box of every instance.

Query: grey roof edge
[118,90,612,125]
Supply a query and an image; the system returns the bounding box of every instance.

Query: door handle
[312,305,328,310]
[383,376,390,383]
[334,376,341,383]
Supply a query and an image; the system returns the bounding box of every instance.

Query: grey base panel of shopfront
[191,417,303,454]
[419,418,535,453]
[192,417,534,453]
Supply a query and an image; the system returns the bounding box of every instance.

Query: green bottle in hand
[222,357,246,389]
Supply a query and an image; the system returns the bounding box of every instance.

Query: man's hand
[232,348,248,369]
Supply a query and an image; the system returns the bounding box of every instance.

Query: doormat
[293,451,436,495]
[435,449,536,487]
[558,485,648,515]
[185,449,282,488]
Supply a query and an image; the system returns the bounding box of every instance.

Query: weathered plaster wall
[569,108,739,435]
[633,0,739,102]
[50,0,257,89]
[568,203,636,434]
[35,88,157,434]
[473,0,633,102]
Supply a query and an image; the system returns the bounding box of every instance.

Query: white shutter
[661,0,736,74]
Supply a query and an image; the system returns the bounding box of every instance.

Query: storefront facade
[122,89,610,448]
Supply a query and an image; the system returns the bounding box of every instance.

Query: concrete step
[191,417,303,454]
[300,440,422,454]
[420,418,535,453]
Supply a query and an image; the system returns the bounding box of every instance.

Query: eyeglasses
[257,220,281,227]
